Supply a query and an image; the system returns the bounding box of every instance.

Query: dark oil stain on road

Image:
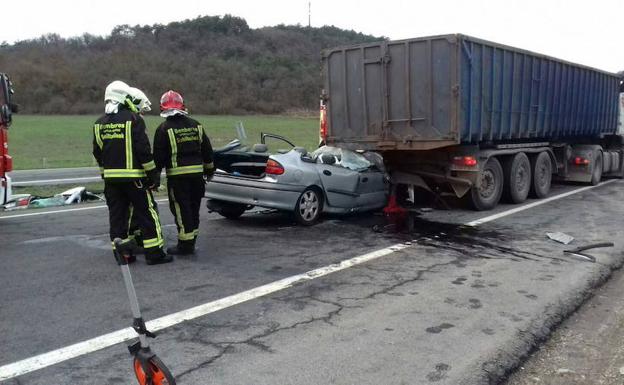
[426,363,451,382]
[374,213,564,264]
[425,323,455,334]
[469,298,482,309]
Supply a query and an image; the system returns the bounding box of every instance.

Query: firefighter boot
[145,247,174,265]
[166,240,195,256]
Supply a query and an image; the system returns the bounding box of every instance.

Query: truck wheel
[530,152,552,199]
[469,157,503,211]
[590,151,603,186]
[503,152,531,204]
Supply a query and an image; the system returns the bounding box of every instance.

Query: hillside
[0,15,383,114]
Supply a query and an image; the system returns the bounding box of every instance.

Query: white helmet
[104,80,131,103]
[128,87,152,113]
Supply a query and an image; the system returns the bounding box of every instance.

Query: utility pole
[308,1,311,28]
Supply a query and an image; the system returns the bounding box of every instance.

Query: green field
[9,115,318,170]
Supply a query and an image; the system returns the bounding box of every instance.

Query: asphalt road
[10,167,101,186]
[506,257,624,385]
[1,180,623,384]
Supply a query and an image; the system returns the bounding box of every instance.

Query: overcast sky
[3,0,622,72]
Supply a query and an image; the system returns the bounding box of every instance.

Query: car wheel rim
[299,191,319,221]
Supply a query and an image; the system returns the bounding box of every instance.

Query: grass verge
[9,114,318,170]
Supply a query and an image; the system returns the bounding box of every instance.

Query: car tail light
[319,101,328,143]
[573,156,590,165]
[265,159,285,175]
[453,156,478,167]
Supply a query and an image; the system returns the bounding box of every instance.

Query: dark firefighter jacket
[153,115,214,177]
[92,108,156,180]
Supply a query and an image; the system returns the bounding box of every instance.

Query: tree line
[0,15,382,115]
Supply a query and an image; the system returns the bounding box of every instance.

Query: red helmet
[159,90,185,111]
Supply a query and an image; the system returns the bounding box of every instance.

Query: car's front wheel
[294,187,323,225]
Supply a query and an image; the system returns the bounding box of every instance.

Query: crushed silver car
[205,133,388,225]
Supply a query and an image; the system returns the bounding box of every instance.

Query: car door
[316,163,361,208]
[354,169,388,207]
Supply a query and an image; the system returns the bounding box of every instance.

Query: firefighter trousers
[104,180,165,251]
[167,176,205,243]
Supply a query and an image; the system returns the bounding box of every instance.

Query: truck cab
[0,73,17,205]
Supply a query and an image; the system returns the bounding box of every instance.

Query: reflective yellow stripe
[145,191,164,248]
[167,129,178,168]
[127,205,134,236]
[203,162,214,170]
[143,238,163,248]
[142,160,156,171]
[198,125,203,144]
[166,165,203,176]
[125,121,133,170]
[103,169,147,178]
[170,188,195,241]
[94,124,104,149]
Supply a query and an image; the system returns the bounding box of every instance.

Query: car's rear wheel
[217,202,247,219]
[294,187,323,226]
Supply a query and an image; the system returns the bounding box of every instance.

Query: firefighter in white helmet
[93,80,172,265]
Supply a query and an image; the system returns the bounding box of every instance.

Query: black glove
[203,166,215,182]
[146,168,161,190]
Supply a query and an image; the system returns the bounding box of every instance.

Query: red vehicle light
[265,159,285,175]
[319,102,328,142]
[573,157,590,165]
[453,156,478,167]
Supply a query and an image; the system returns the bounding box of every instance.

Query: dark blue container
[322,34,621,151]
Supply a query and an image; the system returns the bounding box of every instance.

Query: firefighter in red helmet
[153,90,214,255]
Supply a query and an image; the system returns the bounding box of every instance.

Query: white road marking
[0,179,619,380]
[12,176,101,186]
[0,244,409,380]
[0,199,169,220]
[465,179,617,226]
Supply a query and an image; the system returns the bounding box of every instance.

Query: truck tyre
[529,152,552,199]
[469,157,503,211]
[503,152,531,204]
[590,151,603,186]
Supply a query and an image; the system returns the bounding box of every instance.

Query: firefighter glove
[146,168,161,190]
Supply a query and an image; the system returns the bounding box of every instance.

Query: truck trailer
[320,34,624,210]
[0,73,17,205]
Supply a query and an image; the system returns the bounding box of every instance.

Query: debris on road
[546,232,574,245]
[2,186,103,210]
[563,242,615,263]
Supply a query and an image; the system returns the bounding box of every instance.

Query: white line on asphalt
[0,179,619,380]
[0,243,410,380]
[0,199,169,220]
[12,176,101,186]
[465,179,617,226]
